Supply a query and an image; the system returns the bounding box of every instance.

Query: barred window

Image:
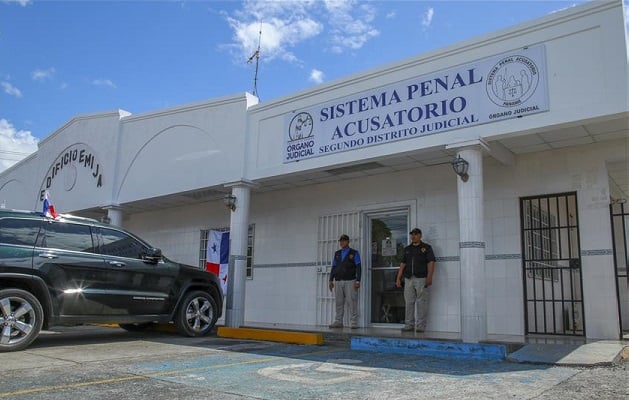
[199,225,255,279]
[523,201,559,281]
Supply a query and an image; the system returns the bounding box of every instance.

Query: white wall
[484,138,623,337]
[0,111,125,213]
[116,94,254,204]
[124,137,622,337]
[0,152,40,211]
[257,138,616,337]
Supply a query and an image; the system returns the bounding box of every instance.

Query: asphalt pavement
[0,325,626,400]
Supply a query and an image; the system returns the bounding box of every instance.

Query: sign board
[284,45,548,163]
[382,238,396,256]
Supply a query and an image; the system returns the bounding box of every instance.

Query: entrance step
[351,336,507,360]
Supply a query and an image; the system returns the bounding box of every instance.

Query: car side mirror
[142,247,163,263]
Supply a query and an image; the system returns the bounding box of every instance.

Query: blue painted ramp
[351,336,507,360]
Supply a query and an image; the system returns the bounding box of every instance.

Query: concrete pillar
[448,140,487,343]
[103,205,123,227]
[224,181,256,327]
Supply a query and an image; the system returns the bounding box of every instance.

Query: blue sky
[1,0,625,172]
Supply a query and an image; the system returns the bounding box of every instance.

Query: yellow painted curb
[93,323,120,328]
[217,327,323,345]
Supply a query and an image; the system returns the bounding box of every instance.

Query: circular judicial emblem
[486,55,539,107]
[288,112,314,141]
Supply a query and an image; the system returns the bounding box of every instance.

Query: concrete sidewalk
[507,341,628,366]
[217,324,628,367]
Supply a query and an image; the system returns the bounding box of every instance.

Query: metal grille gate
[520,192,585,336]
[610,200,629,333]
[316,212,361,326]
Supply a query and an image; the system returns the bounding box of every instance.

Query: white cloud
[228,17,321,64]
[32,67,55,82]
[91,79,116,88]
[0,118,38,173]
[309,69,324,84]
[421,7,434,30]
[1,81,22,98]
[325,0,379,53]
[226,3,322,64]
[225,0,380,62]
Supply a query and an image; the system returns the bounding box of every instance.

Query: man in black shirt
[395,228,435,332]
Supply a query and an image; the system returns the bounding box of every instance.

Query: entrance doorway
[367,210,408,325]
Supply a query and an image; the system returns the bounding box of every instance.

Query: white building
[1,0,627,342]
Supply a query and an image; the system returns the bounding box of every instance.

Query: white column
[103,205,123,227]
[458,146,486,343]
[448,140,487,343]
[224,182,255,327]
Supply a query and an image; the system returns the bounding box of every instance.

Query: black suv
[0,209,223,351]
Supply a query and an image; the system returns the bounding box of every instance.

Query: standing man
[395,228,436,332]
[329,234,361,329]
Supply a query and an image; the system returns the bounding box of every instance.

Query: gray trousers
[333,280,358,326]
[403,277,430,329]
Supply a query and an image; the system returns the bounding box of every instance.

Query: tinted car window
[39,222,95,252]
[0,218,41,246]
[100,228,147,259]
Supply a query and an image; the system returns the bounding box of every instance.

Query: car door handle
[38,253,58,259]
[108,261,126,267]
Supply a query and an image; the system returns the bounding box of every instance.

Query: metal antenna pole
[247,24,262,98]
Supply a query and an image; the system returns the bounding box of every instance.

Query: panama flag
[42,191,58,219]
[206,230,229,295]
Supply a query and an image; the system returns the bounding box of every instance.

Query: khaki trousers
[403,277,430,329]
[333,280,358,326]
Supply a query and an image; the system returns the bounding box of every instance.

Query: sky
[1,0,627,173]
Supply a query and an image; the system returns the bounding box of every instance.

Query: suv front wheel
[175,290,218,337]
[0,289,44,352]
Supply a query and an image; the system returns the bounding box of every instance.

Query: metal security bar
[520,192,584,336]
[610,200,628,333]
[316,212,361,326]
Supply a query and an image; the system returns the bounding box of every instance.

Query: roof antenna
[247,22,262,98]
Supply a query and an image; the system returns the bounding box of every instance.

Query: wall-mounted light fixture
[223,194,237,211]
[451,155,469,182]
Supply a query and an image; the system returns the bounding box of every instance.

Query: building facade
[1,0,627,342]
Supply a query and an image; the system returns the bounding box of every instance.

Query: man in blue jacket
[329,234,361,329]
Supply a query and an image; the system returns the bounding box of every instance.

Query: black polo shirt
[401,242,435,278]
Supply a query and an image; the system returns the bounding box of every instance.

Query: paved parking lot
[0,326,626,400]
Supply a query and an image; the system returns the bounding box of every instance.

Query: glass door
[368,210,408,325]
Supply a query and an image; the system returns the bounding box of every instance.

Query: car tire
[0,289,44,352]
[118,322,155,332]
[174,290,218,337]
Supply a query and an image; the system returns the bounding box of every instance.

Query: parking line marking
[0,348,336,398]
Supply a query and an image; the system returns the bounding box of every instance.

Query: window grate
[520,192,584,336]
[315,211,361,326]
